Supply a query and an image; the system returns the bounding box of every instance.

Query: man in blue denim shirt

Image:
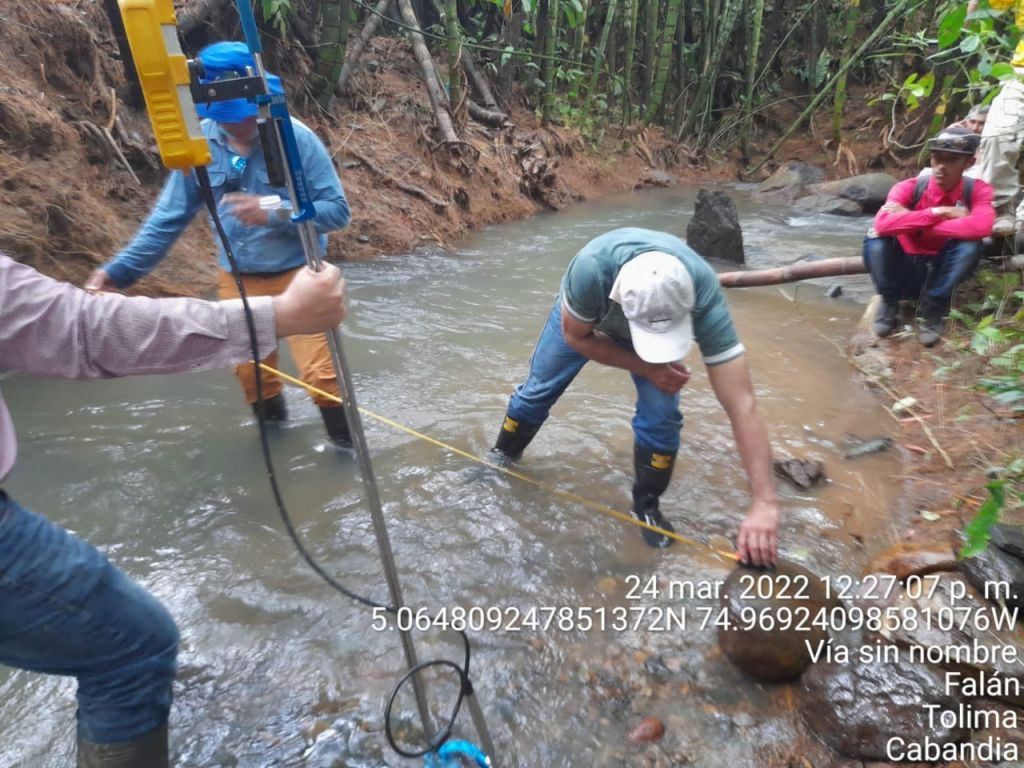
[87,42,352,444]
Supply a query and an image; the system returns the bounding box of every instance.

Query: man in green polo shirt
[493,228,778,565]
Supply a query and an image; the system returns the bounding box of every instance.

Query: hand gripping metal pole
[257,97,435,749]
[238,46,438,746]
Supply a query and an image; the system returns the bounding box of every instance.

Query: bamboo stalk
[642,0,682,123]
[739,0,765,152]
[717,257,867,288]
[542,0,559,124]
[831,0,860,142]
[621,0,639,124]
[585,0,619,110]
[445,0,462,110]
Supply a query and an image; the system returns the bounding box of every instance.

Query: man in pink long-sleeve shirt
[864,126,994,346]
[0,254,345,767]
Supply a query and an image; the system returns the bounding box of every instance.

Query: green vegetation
[944,274,1024,558]
[217,0,1021,158]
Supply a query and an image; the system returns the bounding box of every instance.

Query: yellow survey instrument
[118,0,210,169]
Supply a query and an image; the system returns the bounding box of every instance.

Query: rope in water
[258,362,738,562]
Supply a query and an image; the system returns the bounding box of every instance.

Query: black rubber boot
[632,445,678,549]
[918,300,946,348]
[319,405,353,448]
[873,298,899,338]
[77,724,168,768]
[492,412,541,461]
[251,392,288,423]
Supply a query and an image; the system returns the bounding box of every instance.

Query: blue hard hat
[194,41,284,123]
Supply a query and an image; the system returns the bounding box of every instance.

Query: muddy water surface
[1,186,896,766]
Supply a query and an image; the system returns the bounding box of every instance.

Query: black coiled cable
[194,165,478,758]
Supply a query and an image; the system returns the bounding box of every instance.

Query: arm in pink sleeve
[931,181,995,240]
[873,178,944,235]
[0,255,277,380]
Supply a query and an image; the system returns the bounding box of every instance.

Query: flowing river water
[1,186,900,767]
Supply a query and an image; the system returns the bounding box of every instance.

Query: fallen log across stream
[717,256,867,288]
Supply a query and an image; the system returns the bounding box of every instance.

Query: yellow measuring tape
[259,363,737,562]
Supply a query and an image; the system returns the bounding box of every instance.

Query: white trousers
[976,78,1024,217]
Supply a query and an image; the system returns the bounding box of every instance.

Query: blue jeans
[0,492,179,743]
[862,237,983,309]
[507,298,684,452]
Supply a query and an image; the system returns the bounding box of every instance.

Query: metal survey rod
[231,1,437,742]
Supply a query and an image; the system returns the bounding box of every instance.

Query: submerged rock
[792,193,862,216]
[773,457,826,490]
[807,173,898,214]
[754,161,824,202]
[718,559,835,682]
[863,542,958,579]
[686,189,744,264]
[629,716,665,743]
[799,658,966,759]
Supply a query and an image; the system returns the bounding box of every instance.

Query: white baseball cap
[609,251,695,364]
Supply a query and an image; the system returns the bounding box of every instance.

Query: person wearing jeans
[493,228,779,566]
[0,254,346,767]
[864,126,993,347]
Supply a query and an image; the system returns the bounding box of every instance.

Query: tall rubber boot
[632,445,678,549]
[251,392,288,423]
[77,724,168,768]
[319,405,352,447]
[492,412,541,461]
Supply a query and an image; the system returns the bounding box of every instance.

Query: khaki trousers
[976,78,1024,215]
[216,269,340,407]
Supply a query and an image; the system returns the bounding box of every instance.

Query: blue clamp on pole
[234,0,316,223]
[423,740,492,768]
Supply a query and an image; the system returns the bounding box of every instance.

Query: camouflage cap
[926,125,981,156]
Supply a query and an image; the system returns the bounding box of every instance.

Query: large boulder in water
[807,173,898,214]
[792,193,863,217]
[798,658,967,759]
[717,558,836,682]
[686,189,744,264]
[754,161,825,203]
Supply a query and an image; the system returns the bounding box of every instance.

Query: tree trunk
[807,0,824,95]
[469,100,512,126]
[621,0,639,123]
[572,0,592,66]
[462,47,500,110]
[312,0,351,107]
[718,257,866,288]
[641,0,659,106]
[532,0,549,92]
[336,0,393,95]
[831,0,860,142]
[642,0,681,123]
[679,0,740,137]
[762,0,787,80]
[397,0,459,142]
[445,0,463,112]
[542,0,559,124]
[739,0,765,151]
[501,1,522,103]
[585,0,618,110]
